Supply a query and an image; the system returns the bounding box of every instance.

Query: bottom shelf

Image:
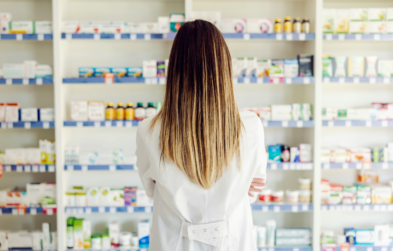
[323,246,393,251]
[65,248,312,251]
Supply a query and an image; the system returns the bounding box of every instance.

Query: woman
[136,20,267,250]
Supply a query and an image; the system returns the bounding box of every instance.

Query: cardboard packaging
[3,64,24,78]
[138,220,150,248]
[39,108,54,121]
[71,101,88,121]
[100,21,124,33]
[88,101,105,121]
[5,103,20,122]
[35,65,52,78]
[62,21,80,33]
[247,19,273,33]
[0,13,11,34]
[143,60,157,78]
[24,60,37,78]
[34,21,52,34]
[21,108,38,121]
[221,19,247,33]
[9,21,34,33]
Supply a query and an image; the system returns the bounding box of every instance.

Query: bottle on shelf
[105,102,115,121]
[293,18,301,33]
[116,102,125,120]
[135,102,146,121]
[284,17,292,33]
[125,102,135,121]
[302,18,310,33]
[274,19,282,33]
[146,102,157,118]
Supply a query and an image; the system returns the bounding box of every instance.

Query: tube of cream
[266,220,276,247]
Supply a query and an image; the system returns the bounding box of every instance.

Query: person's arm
[248,120,267,203]
[135,128,155,198]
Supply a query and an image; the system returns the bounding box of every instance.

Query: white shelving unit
[1,0,392,251]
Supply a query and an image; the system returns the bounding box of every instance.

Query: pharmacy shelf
[267,163,313,170]
[323,34,393,41]
[61,33,315,41]
[321,162,393,170]
[344,246,393,251]
[61,33,176,40]
[64,164,135,171]
[0,121,54,129]
[0,207,56,215]
[3,164,56,172]
[63,120,140,127]
[322,120,393,127]
[263,120,314,128]
[0,78,53,85]
[252,204,313,212]
[65,206,152,214]
[66,248,312,251]
[0,34,53,40]
[63,77,313,85]
[322,77,393,84]
[321,204,393,212]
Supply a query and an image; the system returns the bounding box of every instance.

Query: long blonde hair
[149,20,243,189]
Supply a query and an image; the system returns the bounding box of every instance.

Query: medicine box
[247,57,257,77]
[5,103,19,122]
[88,101,105,121]
[9,21,34,34]
[349,9,368,22]
[138,220,150,248]
[284,59,299,78]
[335,9,349,34]
[256,59,271,77]
[142,23,158,33]
[143,60,157,78]
[24,60,37,78]
[158,17,170,33]
[110,189,124,206]
[368,8,386,21]
[323,9,335,33]
[62,21,80,33]
[126,22,143,33]
[34,21,52,34]
[7,232,33,248]
[221,19,247,33]
[0,13,11,34]
[368,22,386,34]
[71,101,88,121]
[99,187,111,206]
[21,108,38,121]
[247,19,273,33]
[169,13,185,33]
[79,21,101,33]
[124,187,137,206]
[100,21,124,33]
[35,65,52,78]
[24,148,41,164]
[82,220,91,249]
[39,108,54,121]
[111,67,127,77]
[349,22,367,34]
[3,64,24,78]
[127,67,143,77]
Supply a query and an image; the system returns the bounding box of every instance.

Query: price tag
[36,78,43,85]
[99,206,105,213]
[244,77,250,84]
[282,121,288,127]
[354,77,360,83]
[330,205,335,211]
[116,121,123,127]
[363,205,370,211]
[384,77,390,84]
[270,164,277,170]
[339,77,345,84]
[16,34,23,40]
[46,208,53,215]
[77,208,84,214]
[131,34,137,40]
[48,165,55,172]
[43,122,50,129]
[6,78,12,85]
[293,248,299,251]
[93,34,100,40]
[5,165,11,172]
[388,205,393,211]
[24,122,31,129]
[272,78,279,84]
[127,206,134,213]
[144,34,151,40]
[290,163,296,170]
[276,34,283,40]
[94,121,100,128]
[363,163,371,169]
[374,205,381,211]
[382,163,388,169]
[17,165,23,172]
[323,77,330,83]
[321,205,327,211]
[345,121,352,127]
[342,163,349,169]
[355,34,361,40]
[285,78,292,84]
[291,205,298,212]
[297,121,303,127]
[303,77,310,84]
[356,163,362,169]
[243,34,250,40]
[82,165,88,171]
[233,78,238,84]
[326,34,332,40]
[323,163,330,169]
[66,33,72,40]
[32,165,39,172]
[145,207,152,213]
[37,34,44,41]
[7,122,13,128]
[72,208,77,214]
[338,34,345,40]
[367,247,372,251]
[145,78,152,84]
[23,78,29,85]
[374,34,380,40]
[24,165,31,172]
[366,120,372,127]
[114,33,121,40]
[85,207,92,214]
[274,206,280,212]
[77,121,83,127]
[67,165,74,171]
[30,208,37,215]
[257,78,263,84]
[0,122,5,129]
[355,205,361,211]
[283,163,289,170]
[381,248,387,251]
[105,76,113,84]
[370,78,376,84]
[299,33,306,40]
[125,121,132,128]
[159,78,166,84]
[65,208,72,214]
[105,121,111,127]
[286,34,293,40]
[382,120,388,127]
[381,205,387,211]
[40,165,46,172]
[12,208,18,215]
[336,205,342,211]
[152,78,158,84]
[350,247,356,251]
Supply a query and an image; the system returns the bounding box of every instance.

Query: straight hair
[149,20,243,189]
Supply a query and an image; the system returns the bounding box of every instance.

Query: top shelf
[0,34,53,41]
[323,34,393,41]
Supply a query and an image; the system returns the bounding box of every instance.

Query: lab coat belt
[181,220,228,247]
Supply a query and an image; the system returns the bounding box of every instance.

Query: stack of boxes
[322,103,393,121]
[1,61,52,79]
[0,103,54,122]
[246,104,313,121]
[0,183,56,207]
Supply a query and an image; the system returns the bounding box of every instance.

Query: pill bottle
[134,102,146,121]
[302,18,310,33]
[116,102,125,120]
[91,234,102,250]
[125,103,135,120]
[293,18,301,33]
[284,16,292,33]
[271,190,284,203]
[146,102,157,118]
[105,102,115,120]
[102,234,111,249]
[274,19,282,33]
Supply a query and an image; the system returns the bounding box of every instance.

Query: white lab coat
[136,110,267,251]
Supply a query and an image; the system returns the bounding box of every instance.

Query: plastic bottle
[146,102,157,118]
[134,102,146,121]
[67,217,75,249]
[293,18,301,33]
[302,18,310,33]
[116,102,125,120]
[125,103,135,120]
[274,19,282,33]
[105,103,115,120]
[284,17,292,33]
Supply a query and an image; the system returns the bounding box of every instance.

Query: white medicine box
[71,101,88,121]
[88,101,105,121]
